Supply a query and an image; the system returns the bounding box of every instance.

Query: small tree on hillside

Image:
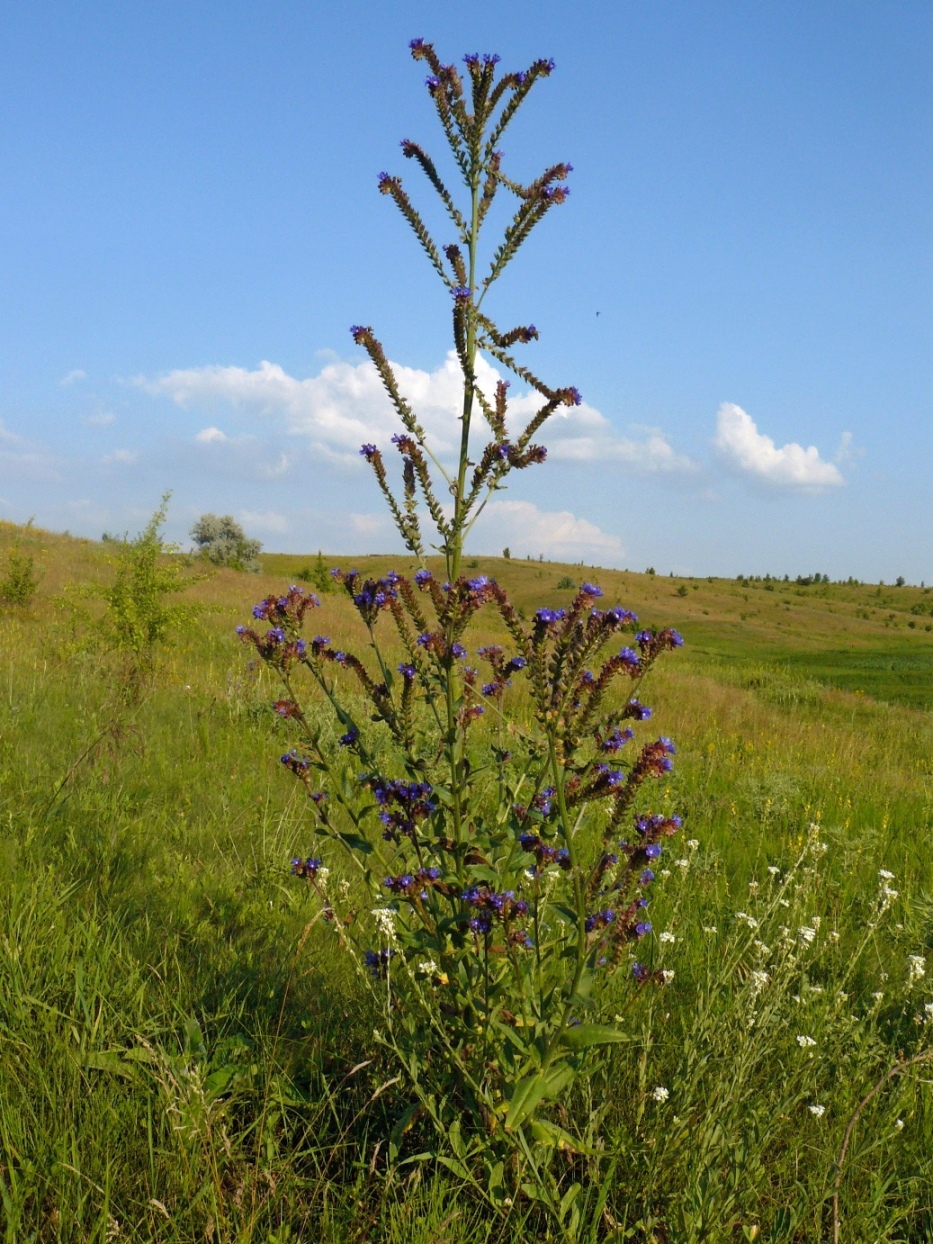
[190,514,262,571]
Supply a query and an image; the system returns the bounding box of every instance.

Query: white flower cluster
[907,955,926,985]
[808,1103,826,1118]
[797,926,817,945]
[736,911,759,930]
[371,907,398,943]
[796,1034,817,1048]
[659,930,676,945]
[650,1085,669,1103]
[750,970,770,997]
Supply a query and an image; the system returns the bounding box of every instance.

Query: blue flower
[338,726,359,747]
[580,582,603,597]
[397,662,416,679]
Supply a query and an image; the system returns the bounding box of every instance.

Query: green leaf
[83,1051,140,1083]
[335,832,373,855]
[505,1073,550,1131]
[559,1023,632,1051]
[505,1061,574,1131]
[388,1101,421,1163]
[530,1119,594,1156]
[435,1154,471,1181]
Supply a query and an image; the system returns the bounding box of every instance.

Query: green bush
[0,548,39,606]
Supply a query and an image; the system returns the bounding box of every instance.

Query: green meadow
[2,519,932,1242]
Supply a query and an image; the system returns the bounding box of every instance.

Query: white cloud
[101,449,139,466]
[60,369,87,386]
[548,422,697,472]
[714,403,843,491]
[195,426,228,443]
[142,352,694,473]
[84,410,116,428]
[239,509,289,535]
[474,499,623,562]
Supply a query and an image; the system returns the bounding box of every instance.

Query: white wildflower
[650,1085,669,1103]
[924,1001,933,1019]
[828,930,840,942]
[767,865,780,876]
[881,885,899,903]
[659,931,676,945]
[753,940,771,957]
[810,916,821,929]
[878,869,895,881]
[660,868,671,878]
[702,925,718,935]
[810,839,828,856]
[686,838,699,851]
[894,1118,905,1131]
[871,991,884,1003]
[675,858,690,869]
[371,907,398,943]
[797,926,817,945]
[808,1103,826,1118]
[748,879,759,892]
[796,1035,817,1048]
[662,970,675,984]
[418,960,439,976]
[750,970,770,996]
[736,911,759,930]
[779,898,791,908]
[316,866,331,888]
[836,990,849,1002]
[907,955,926,985]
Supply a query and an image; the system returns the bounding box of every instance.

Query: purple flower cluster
[364,948,395,978]
[362,775,436,842]
[462,885,530,938]
[518,833,571,871]
[291,856,323,878]
[601,726,635,752]
[250,585,320,626]
[383,867,442,900]
[585,908,615,934]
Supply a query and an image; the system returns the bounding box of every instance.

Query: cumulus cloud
[714,403,843,491]
[474,499,623,562]
[60,369,87,386]
[142,353,694,473]
[195,426,228,443]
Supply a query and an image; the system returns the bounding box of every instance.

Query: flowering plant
[239,41,683,1229]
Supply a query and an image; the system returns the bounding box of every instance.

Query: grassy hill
[1,518,932,1241]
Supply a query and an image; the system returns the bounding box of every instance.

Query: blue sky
[1,2,930,579]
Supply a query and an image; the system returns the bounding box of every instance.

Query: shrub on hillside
[190,513,261,572]
[0,548,40,606]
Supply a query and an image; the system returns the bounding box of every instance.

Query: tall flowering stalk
[240,41,684,1230]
